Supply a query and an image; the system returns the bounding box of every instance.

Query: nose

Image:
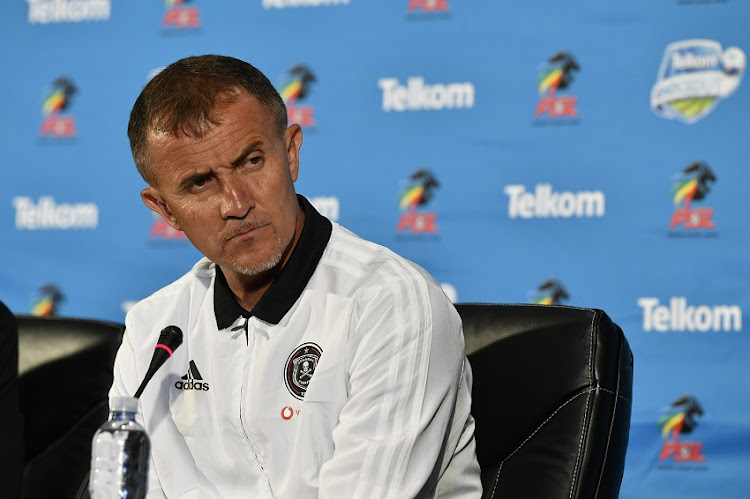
[219,176,253,220]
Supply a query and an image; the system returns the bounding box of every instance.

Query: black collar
[214,195,332,329]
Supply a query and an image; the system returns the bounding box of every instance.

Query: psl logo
[658,395,707,463]
[40,77,77,138]
[279,65,316,127]
[530,278,569,305]
[397,169,440,233]
[651,40,745,124]
[31,283,65,316]
[669,161,716,230]
[163,0,200,28]
[149,212,187,240]
[535,51,579,118]
[407,0,449,12]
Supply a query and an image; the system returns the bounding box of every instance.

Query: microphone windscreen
[134,325,184,398]
[156,325,183,355]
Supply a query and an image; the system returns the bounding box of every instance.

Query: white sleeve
[317,276,477,498]
[109,316,166,499]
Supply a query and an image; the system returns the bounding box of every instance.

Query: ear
[141,187,183,231]
[284,123,303,182]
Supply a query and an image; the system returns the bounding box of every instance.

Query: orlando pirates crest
[284,342,322,400]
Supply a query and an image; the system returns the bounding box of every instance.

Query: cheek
[171,199,209,228]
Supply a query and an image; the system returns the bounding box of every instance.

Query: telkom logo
[378,77,475,111]
[28,0,111,24]
[13,196,98,230]
[264,0,349,8]
[504,184,605,219]
[309,196,340,222]
[638,297,742,332]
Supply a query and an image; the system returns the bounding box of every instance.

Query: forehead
[147,93,279,169]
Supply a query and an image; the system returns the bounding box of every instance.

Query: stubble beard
[227,236,286,277]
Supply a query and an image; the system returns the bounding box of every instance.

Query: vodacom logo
[281,406,298,420]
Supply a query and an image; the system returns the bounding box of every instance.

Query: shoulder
[322,224,456,322]
[323,223,432,284]
[322,226,465,370]
[125,257,215,338]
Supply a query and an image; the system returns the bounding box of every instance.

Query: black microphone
[134,325,183,398]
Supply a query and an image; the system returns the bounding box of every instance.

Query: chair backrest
[455,303,633,499]
[17,315,124,499]
[0,301,23,499]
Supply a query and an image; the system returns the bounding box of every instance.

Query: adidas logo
[174,360,210,391]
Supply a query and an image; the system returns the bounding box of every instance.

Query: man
[111,54,481,498]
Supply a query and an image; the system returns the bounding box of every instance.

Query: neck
[223,269,276,312]
[221,207,305,312]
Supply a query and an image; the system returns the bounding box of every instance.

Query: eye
[246,155,263,167]
[190,175,212,191]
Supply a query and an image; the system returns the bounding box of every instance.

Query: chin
[228,252,283,277]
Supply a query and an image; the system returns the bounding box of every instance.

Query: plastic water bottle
[89,397,150,498]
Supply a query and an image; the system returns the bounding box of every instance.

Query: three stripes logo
[174,360,210,391]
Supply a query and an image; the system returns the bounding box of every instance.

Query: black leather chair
[1,301,24,499]
[17,315,124,499]
[456,303,633,499]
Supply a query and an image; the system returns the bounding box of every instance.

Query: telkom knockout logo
[651,39,745,124]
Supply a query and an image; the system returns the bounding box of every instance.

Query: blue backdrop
[1,1,748,496]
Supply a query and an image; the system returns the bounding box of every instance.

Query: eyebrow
[178,170,211,191]
[231,140,264,168]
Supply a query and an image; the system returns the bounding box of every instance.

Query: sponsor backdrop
[1,0,748,496]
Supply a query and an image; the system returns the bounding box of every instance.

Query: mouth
[224,223,268,242]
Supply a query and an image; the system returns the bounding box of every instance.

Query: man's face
[141,92,303,278]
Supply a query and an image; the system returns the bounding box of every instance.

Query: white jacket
[110,197,481,498]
